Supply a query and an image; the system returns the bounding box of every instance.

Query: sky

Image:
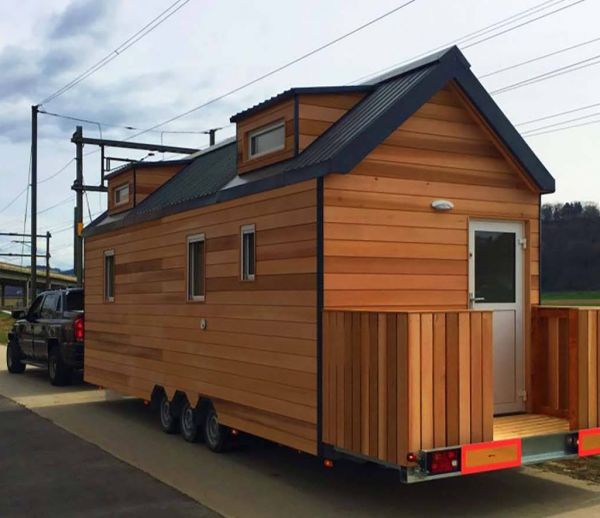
[0,0,599,270]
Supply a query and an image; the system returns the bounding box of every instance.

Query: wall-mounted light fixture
[431,199,454,212]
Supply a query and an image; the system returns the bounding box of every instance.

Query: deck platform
[493,414,569,440]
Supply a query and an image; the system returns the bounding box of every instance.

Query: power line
[352,0,575,84]
[515,100,600,126]
[125,0,418,140]
[479,34,600,79]
[491,51,600,94]
[462,0,586,49]
[0,186,28,214]
[20,152,32,267]
[522,110,600,134]
[523,117,600,137]
[39,158,75,185]
[40,0,192,105]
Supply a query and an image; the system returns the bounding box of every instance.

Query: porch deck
[493,414,569,440]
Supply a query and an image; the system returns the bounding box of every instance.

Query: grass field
[541,291,600,306]
[0,312,14,344]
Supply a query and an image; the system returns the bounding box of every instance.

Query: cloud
[47,0,112,40]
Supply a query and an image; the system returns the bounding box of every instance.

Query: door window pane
[475,231,516,303]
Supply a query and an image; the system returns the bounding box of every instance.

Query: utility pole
[45,231,51,290]
[208,128,216,146]
[73,125,83,286]
[31,105,38,300]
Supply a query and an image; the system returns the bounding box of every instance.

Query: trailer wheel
[159,394,179,434]
[180,400,201,443]
[204,405,228,453]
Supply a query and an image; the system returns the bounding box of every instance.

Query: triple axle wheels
[157,393,230,452]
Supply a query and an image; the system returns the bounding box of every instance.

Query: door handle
[469,294,485,307]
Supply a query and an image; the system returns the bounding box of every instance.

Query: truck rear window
[65,291,83,311]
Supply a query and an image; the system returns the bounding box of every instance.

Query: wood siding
[134,164,185,205]
[297,93,366,152]
[84,180,318,453]
[236,99,295,174]
[323,83,540,312]
[107,164,185,215]
[532,306,600,430]
[107,170,134,214]
[323,309,493,466]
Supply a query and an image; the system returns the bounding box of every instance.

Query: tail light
[427,448,460,475]
[74,316,84,342]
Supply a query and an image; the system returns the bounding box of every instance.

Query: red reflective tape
[461,438,522,475]
[579,428,600,456]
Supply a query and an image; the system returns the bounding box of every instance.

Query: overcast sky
[0,0,598,270]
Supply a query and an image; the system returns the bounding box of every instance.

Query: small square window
[241,224,255,281]
[187,234,205,301]
[114,183,129,205]
[104,250,115,302]
[248,122,285,159]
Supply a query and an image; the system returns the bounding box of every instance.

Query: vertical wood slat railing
[322,310,493,467]
[532,306,600,430]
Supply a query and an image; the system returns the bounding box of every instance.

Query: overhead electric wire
[491,51,600,94]
[39,158,75,184]
[523,117,600,137]
[521,110,600,134]
[352,0,578,84]
[20,152,32,267]
[0,185,29,214]
[40,0,192,105]
[515,100,600,126]
[124,0,417,140]
[461,0,586,49]
[479,34,600,79]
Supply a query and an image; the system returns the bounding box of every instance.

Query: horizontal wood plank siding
[134,164,185,205]
[297,93,366,152]
[323,309,493,466]
[324,84,540,312]
[84,180,318,453]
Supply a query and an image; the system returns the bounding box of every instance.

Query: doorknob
[469,293,485,307]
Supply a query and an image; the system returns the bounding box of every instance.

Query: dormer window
[114,183,129,206]
[248,121,285,159]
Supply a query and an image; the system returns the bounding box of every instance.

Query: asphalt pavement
[0,393,217,517]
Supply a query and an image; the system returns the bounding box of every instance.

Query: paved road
[1,347,600,517]
[0,393,216,517]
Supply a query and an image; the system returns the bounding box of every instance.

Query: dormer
[230,86,371,174]
[106,160,190,215]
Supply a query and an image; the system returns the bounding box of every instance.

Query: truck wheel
[48,347,71,386]
[204,405,228,453]
[180,400,201,443]
[6,340,25,374]
[159,394,179,434]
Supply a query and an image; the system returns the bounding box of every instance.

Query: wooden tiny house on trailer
[83,47,600,481]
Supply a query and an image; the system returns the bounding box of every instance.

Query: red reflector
[323,459,334,469]
[427,449,460,475]
[406,452,418,463]
[74,316,84,342]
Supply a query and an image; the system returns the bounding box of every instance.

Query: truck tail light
[74,316,84,342]
[427,448,460,475]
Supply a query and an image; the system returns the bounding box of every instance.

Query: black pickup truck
[6,288,84,386]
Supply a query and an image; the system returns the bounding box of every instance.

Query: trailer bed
[493,414,569,440]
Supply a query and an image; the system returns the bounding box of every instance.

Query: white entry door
[469,220,525,415]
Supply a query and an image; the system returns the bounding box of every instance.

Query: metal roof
[86,46,555,238]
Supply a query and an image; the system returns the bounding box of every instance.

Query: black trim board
[316,176,324,456]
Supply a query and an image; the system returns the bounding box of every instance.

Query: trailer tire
[159,394,179,434]
[6,339,25,374]
[204,405,228,453]
[180,400,201,443]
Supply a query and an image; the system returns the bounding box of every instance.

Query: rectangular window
[248,121,285,159]
[241,224,256,281]
[104,250,115,302]
[187,234,205,301]
[114,183,129,205]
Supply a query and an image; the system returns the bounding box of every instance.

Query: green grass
[0,312,14,345]
[541,291,600,306]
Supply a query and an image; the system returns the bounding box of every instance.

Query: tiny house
[84,47,600,482]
